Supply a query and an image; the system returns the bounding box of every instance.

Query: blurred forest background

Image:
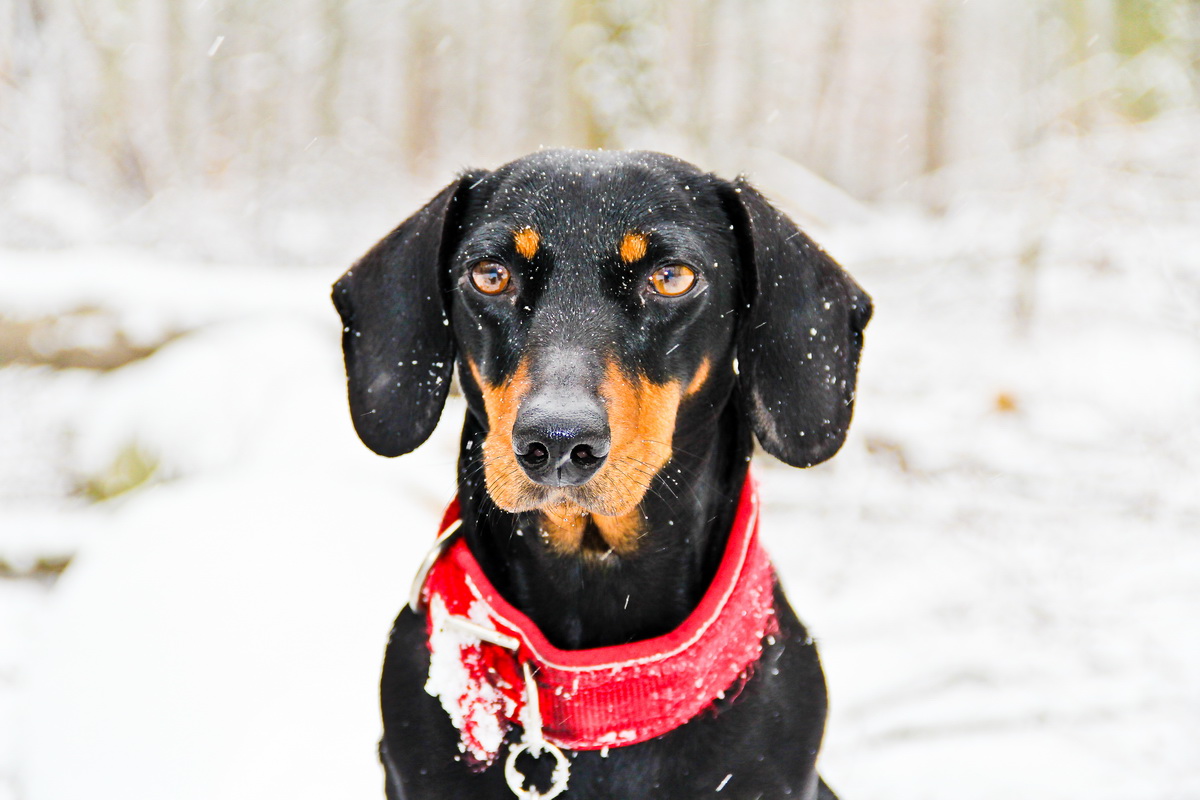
[2,0,1199,261]
[2,2,1199,800]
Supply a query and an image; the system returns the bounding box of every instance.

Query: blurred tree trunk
[685,0,716,154]
[402,0,438,174]
[564,0,608,149]
[740,1,768,151]
[164,0,188,181]
[1192,0,1200,101]
[924,0,950,213]
[809,2,847,169]
[1112,0,1169,119]
[73,1,146,195]
[1190,0,1200,102]
[319,0,347,138]
[1062,0,1095,131]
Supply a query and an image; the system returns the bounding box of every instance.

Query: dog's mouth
[482,473,639,517]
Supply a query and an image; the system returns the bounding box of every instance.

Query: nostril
[520,442,549,466]
[570,444,603,469]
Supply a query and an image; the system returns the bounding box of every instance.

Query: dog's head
[334,150,870,552]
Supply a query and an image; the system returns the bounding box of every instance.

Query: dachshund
[333,149,871,799]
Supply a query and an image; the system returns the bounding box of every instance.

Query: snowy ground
[2,125,1199,800]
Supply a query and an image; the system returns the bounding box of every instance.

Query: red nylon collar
[419,474,777,766]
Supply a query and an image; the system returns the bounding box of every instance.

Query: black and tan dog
[333,149,870,799]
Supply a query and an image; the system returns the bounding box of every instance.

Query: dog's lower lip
[544,487,580,503]
[534,485,592,508]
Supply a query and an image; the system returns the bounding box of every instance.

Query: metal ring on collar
[408,519,463,613]
[504,740,570,800]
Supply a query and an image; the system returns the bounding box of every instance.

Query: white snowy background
[2,1,1198,798]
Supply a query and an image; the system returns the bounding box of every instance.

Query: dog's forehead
[479,149,718,237]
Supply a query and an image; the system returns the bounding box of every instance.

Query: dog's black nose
[513,398,610,487]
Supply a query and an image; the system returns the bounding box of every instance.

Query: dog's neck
[455,396,752,650]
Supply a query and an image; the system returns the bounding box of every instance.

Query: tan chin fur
[536,499,647,556]
[473,356,692,555]
[539,502,589,552]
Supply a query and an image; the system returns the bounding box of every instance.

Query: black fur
[334,149,870,799]
[722,180,873,468]
[334,174,479,457]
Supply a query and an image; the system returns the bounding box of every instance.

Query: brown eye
[469,261,511,295]
[648,264,696,297]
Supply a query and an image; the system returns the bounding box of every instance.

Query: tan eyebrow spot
[513,227,539,260]
[619,231,649,264]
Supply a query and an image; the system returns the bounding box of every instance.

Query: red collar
[417,473,777,767]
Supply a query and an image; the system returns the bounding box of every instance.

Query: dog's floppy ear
[721,178,872,467]
[332,174,480,457]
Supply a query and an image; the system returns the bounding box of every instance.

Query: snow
[425,593,520,765]
[2,121,1199,799]
[1,250,462,799]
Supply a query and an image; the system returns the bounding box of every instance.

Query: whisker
[638,438,708,461]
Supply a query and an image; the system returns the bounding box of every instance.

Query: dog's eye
[648,265,696,297]
[469,261,511,295]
